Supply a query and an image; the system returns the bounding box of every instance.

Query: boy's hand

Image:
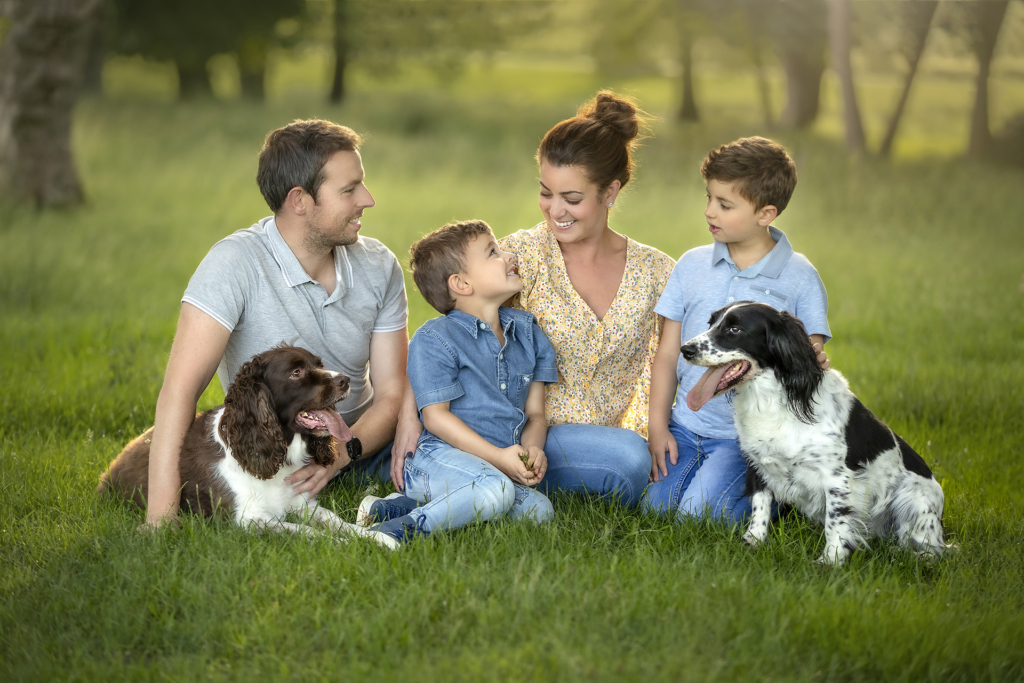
[497,445,543,486]
[812,342,830,370]
[520,445,547,486]
[647,426,678,483]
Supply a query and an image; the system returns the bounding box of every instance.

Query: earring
[608,202,614,208]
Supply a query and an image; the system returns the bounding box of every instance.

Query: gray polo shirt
[183,216,408,423]
[655,226,830,439]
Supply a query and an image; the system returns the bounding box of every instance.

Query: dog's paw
[742,530,765,547]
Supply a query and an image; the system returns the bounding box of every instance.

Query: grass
[2,61,1024,681]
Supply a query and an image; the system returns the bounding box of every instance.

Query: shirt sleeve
[793,266,831,343]
[407,324,465,410]
[181,236,257,333]
[653,256,688,322]
[372,248,409,333]
[531,321,559,384]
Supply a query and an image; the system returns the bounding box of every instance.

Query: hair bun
[582,91,643,142]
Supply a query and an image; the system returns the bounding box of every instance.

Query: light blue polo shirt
[654,226,831,439]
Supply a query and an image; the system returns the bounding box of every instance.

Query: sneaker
[356,492,418,527]
[365,514,428,548]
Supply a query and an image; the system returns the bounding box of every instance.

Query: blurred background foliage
[1,0,1024,209]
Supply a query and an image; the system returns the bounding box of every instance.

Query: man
[144,119,419,527]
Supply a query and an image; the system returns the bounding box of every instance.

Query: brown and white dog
[99,345,385,542]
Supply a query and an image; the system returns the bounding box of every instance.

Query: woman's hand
[647,426,678,483]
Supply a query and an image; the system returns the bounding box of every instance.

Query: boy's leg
[676,436,750,524]
[539,424,651,507]
[641,421,704,515]
[507,484,554,524]
[401,442,516,532]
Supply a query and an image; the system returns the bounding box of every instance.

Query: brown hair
[537,91,649,192]
[700,136,798,214]
[409,220,494,314]
[256,119,363,213]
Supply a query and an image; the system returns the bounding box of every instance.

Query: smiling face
[704,178,775,248]
[303,150,375,252]
[538,161,618,244]
[456,231,522,304]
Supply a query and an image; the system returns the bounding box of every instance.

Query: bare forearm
[146,388,196,524]
[422,407,503,465]
[349,391,401,457]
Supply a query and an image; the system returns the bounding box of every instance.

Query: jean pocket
[404,460,430,502]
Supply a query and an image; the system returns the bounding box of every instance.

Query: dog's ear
[222,357,288,480]
[306,435,338,469]
[766,311,823,423]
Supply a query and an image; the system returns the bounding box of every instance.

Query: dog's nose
[334,374,350,393]
[681,343,698,361]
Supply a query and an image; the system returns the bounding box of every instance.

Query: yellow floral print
[500,223,675,439]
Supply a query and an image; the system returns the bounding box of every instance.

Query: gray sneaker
[356,492,418,527]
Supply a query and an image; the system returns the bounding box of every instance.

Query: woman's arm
[648,317,681,482]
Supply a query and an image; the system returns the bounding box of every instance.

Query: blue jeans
[642,420,750,523]
[333,442,393,486]
[538,424,651,507]
[402,440,553,532]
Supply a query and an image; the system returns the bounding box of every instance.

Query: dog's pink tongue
[686,365,732,411]
[311,409,352,443]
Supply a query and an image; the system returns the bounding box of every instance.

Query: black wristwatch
[346,437,363,462]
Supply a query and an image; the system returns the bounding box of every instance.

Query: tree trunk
[678,23,699,122]
[177,61,213,99]
[827,0,865,153]
[237,36,267,101]
[0,0,105,207]
[967,0,1009,160]
[879,0,937,159]
[773,0,827,130]
[329,0,349,104]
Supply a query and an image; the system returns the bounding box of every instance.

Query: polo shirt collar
[264,217,346,293]
[711,226,794,279]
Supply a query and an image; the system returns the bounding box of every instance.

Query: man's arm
[287,327,410,496]
[145,303,230,527]
[389,376,421,492]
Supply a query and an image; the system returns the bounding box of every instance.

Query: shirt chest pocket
[747,284,789,309]
[514,373,534,408]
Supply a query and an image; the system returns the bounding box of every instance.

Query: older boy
[364,220,558,547]
[644,136,831,522]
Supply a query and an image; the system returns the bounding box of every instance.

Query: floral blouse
[499,223,675,438]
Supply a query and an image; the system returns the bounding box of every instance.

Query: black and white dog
[682,302,948,565]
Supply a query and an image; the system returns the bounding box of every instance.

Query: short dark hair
[537,91,649,192]
[700,136,798,214]
[256,119,363,213]
[409,220,493,314]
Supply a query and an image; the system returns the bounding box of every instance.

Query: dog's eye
[290,368,305,379]
[727,326,742,335]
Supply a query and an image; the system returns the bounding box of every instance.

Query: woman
[498,91,675,506]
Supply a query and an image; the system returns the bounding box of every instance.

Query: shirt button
[765,289,770,295]
[498,353,503,360]
[500,383,506,390]
[728,297,734,302]
[733,276,738,281]
[479,323,487,329]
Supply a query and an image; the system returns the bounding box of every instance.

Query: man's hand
[390,380,421,492]
[286,455,348,498]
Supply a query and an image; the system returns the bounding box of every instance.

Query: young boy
[644,136,831,523]
[363,220,558,548]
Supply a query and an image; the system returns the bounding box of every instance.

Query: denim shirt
[408,307,559,449]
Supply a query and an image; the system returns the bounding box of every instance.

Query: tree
[964,0,1010,159]
[0,0,105,207]
[329,0,350,104]
[771,0,828,129]
[111,0,304,100]
[827,0,866,152]
[878,0,938,159]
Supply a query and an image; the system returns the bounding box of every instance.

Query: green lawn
[2,65,1023,681]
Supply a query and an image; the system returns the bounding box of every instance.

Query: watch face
[348,438,362,460]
